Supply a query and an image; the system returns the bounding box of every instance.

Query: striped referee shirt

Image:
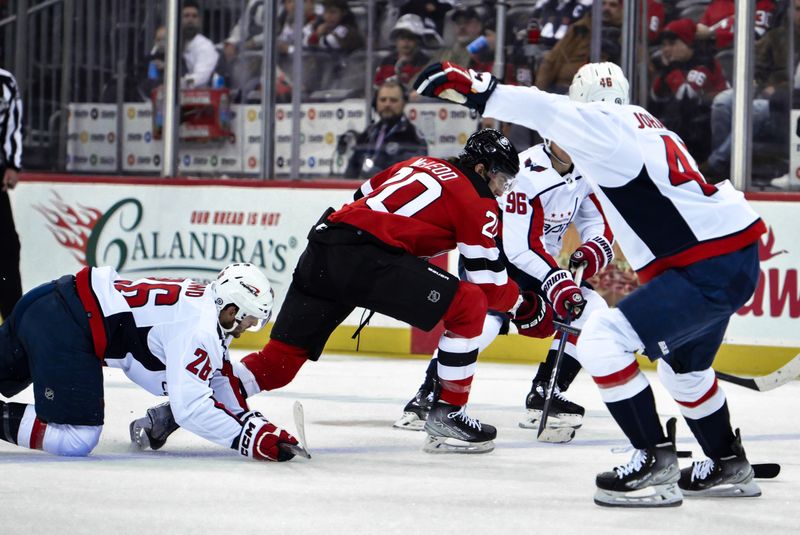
[0,68,23,170]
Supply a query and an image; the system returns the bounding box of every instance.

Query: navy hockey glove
[542,269,585,320]
[237,411,299,462]
[413,61,498,114]
[569,236,613,279]
[511,292,555,339]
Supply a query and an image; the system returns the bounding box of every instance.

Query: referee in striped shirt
[0,68,22,321]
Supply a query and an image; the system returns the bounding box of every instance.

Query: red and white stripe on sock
[16,405,48,450]
[592,360,650,403]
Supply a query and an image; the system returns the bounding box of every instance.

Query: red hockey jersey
[330,157,520,312]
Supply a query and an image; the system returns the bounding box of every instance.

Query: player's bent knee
[657,361,717,402]
[42,423,102,457]
[442,282,488,339]
[575,308,639,376]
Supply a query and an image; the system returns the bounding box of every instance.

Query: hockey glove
[569,236,614,279]
[413,61,498,114]
[542,269,585,320]
[511,292,555,339]
[237,411,299,462]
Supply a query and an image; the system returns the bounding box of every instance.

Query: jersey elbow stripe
[464,269,509,286]
[457,243,500,261]
[460,256,506,274]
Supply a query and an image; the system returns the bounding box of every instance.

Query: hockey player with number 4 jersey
[415,61,766,506]
[0,262,301,463]
[395,139,615,442]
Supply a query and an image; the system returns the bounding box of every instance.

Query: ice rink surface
[1,351,798,535]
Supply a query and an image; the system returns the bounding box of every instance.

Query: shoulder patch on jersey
[524,157,547,173]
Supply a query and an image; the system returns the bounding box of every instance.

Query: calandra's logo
[35,192,296,278]
[738,227,797,318]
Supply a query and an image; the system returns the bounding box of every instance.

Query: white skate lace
[691,459,715,481]
[614,449,647,478]
[448,407,481,430]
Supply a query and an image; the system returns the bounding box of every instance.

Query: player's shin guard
[8,404,101,456]
[237,339,308,396]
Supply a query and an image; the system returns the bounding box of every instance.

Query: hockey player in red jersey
[0,263,301,463]
[235,129,556,454]
[415,61,766,505]
[394,139,615,443]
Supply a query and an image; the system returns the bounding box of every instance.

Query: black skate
[423,402,496,454]
[594,418,682,507]
[679,429,761,498]
[129,402,180,451]
[393,387,434,431]
[519,381,584,442]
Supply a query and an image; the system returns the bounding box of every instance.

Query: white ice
[2,351,798,535]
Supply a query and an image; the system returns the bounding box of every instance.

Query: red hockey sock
[438,376,474,406]
[241,339,309,392]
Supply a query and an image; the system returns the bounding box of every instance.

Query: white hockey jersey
[500,144,613,281]
[484,85,766,282]
[74,266,249,449]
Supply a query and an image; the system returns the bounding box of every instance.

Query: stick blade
[292,401,311,459]
[753,463,780,479]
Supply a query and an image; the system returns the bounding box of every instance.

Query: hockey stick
[279,401,312,459]
[676,450,781,479]
[537,266,584,443]
[714,353,800,392]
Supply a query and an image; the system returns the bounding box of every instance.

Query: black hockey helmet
[459,128,520,194]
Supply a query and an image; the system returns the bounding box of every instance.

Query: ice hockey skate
[679,429,761,498]
[393,387,434,431]
[423,402,496,454]
[129,402,180,451]
[594,418,682,508]
[519,381,584,440]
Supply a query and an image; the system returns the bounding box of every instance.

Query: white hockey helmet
[568,62,630,105]
[210,263,274,332]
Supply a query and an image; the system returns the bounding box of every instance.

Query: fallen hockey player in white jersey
[414,61,766,506]
[394,139,615,443]
[0,262,303,463]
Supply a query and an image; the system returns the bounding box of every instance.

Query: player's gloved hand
[237,411,299,462]
[569,236,614,279]
[542,269,585,320]
[413,61,498,114]
[510,291,555,339]
[129,402,180,451]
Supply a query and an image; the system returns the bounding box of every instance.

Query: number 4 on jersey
[662,135,717,197]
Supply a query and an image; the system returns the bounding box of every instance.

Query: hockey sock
[0,400,26,444]
[240,339,308,392]
[436,345,478,406]
[605,386,666,449]
[421,356,438,391]
[532,350,582,391]
[684,401,737,459]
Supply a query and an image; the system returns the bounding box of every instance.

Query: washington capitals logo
[240,281,261,297]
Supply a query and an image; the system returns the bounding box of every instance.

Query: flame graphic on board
[35,192,103,265]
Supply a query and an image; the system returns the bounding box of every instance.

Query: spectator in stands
[702,0,798,183]
[435,6,483,66]
[140,25,167,97]
[398,0,453,44]
[180,0,219,88]
[304,0,364,52]
[531,0,592,48]
[374,14,432,90]
[650,18,728,163]
[696,0,777,49]
[534,0,622,94]
[344,80,428,179]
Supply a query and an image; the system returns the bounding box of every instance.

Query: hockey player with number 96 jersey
[0,262,301,463]
[415,61,766,506]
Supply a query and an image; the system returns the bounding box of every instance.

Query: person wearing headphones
[344,80,428,179]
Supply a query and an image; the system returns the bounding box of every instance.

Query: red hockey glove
[569,236,614,279]
[237,411,299,462]
[413,61,498,114]
[542,269,585,320]
[511,292,555,339]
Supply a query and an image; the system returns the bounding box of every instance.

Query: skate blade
[518,410,583,430]
[422,435,494,454]
[393,412,426,431]
[683,480,761,498]
[278,442,312,460]
[129,422,151,451]
[594,483,683,508]
[537,427,576,444]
